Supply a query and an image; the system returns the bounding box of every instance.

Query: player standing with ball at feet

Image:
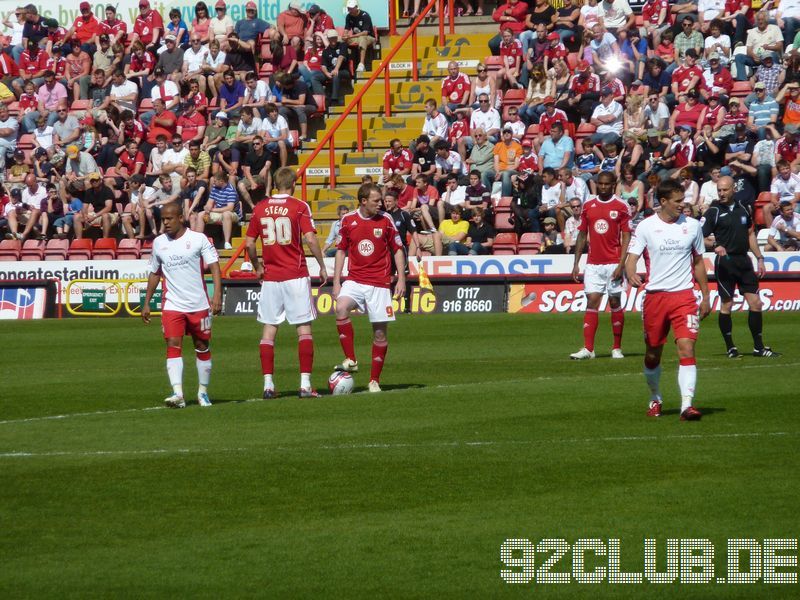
[245,167,329,399]
[142,202,222,409]
[570,171,632,360]
[626,179,711,421]
[701,176,781,359]
[333,183,406,393]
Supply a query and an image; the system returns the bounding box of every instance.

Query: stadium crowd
[0,0,799,259]
[383,0,800,256]
[0,0,376,250]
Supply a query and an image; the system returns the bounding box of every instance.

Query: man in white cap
[155,33,185,83]
[277,1,307,50]
[343,0,375,73]
[321,29,351,105]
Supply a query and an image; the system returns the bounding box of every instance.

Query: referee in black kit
[701,176,780,358]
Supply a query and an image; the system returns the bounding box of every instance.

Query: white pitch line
[0,432,794,459]
[0,361,796,427]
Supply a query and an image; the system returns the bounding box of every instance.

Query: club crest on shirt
[609,210,618,219]
[373,228,383,238]
[358,240,375,257]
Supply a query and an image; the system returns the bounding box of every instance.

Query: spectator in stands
[411,135,437,181]
[183,34,210,95]
[553,0,582,44]
[775,83,800,131]
[703,19,731,66]
[217,68,246,119]
[102,68,139,115]
[465,128,495,177]
[162,133,190,189]
[589,87,623,145]
[51,105,81,154]
[735,11,783,82]
[62,2,100,55]
[306,5,334,45]
[234,107,262,153]
[560,166,590,205]
[540,216,565,253]
[212,140,240,187]
[510,172,541,234]
[523,23,550,72]
[464,169,492,215]
[701,53,733,103]
[664,124,698,177]
[165,9,190,49]
[125,41,156,97]
[202,40,227,97]
[422,99,448,146]
[766,200,800,251]
[469,63,500,112]
[408,173,439,232]
[386,174,415,209]
[209,1,235,45]
[260,103,292,169]
[268,33,299,76]
[63,143,98,184]
[770,158,800,204]
[237,134,271,210]
[382,139,413,181]
[131,0,164,52]
[563,197,582,253]
[98,5,127,48]
[518,65,553,126]
[485,127,524,197]
[669,88,706,135]
[75,171,117,239]
[497,28,524,90]
[441,61,471,122]
[433,140,467,192]
[641,58,671,99]
[277,72,317,143]
[641,0,671,49]
[6,148,29,188]
[538,121,574,173]
[574,137,602,188]
[467,92,501,149]
[20,71,64,134]
[747,82,780,141]
[320,29,351,106]
[437,173,468,224]
[343,0,375,73]
[199,171,241,249]
[503,106,525,142]
[489,0,528,56]
[276,1,307,50]
[439,205,469,256]
[176,100,207,145]
[601,0,635,35]
[559,60,600,124]
[122,173,153,239]
[158,32,186,81]
[749,54,785,103]
[674,16,704,71]
[303,32,326,93]
[222,33,257,79]
[777,1,800,49]
[322,204,350,257]
[240,72,268,118]
[13,39,48,98]
[538,166,564,228]
[182,167,209,225]
[183,140,211,185]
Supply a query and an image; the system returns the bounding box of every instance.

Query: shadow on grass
[661,406,726,417]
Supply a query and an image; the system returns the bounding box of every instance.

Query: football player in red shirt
[333,183,406,393]
[245,167,328,398]
[570,171,632,360]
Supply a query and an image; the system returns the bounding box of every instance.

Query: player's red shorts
[161,309,212,341]
[642,289,699,347]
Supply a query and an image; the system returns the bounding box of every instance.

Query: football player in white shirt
[626,179,710,421]
[143,202,223,409]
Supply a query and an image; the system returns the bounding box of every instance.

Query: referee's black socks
[719,312,735,351]
[748,311,765,352]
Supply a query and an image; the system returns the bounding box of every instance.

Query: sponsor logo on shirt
[358,240,375,256]
[594,219,609,234]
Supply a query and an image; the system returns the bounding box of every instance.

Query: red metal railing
[222,0,454,276]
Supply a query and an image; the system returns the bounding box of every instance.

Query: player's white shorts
[584,263,625,296]
[257,277,316,325]
[339,280,395,323]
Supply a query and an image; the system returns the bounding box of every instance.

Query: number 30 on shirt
[260,217,293,245]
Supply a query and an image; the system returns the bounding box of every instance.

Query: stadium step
[352,80,441,99]
[305,151,383,167]
[388,33,494,61]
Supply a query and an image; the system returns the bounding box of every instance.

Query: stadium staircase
[221,8,499,269]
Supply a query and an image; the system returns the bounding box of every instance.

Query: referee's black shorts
[714,254,759,301]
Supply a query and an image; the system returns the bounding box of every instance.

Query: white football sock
[264,374,274,390]
[196,358,211,393]
[643,365,662,402]
[300,373,311,389]
[678,364,697,411]
[166,357,184,397]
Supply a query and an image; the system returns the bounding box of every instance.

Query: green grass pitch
[1,312,797,598]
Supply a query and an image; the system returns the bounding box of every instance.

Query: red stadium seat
[260,42,272,61]
[0,239,21,261]
[493,211,515,232]
[501,88,526,107]
[731,81,753,98]
[6,101,19,117]
[495,196,513,212]
[140,239,153,261]
[259,63,274,78]
[493,232,518,254]
[20,239,45,261]
[68,238,93,260]
[311,94,327,119]
[566,53,579,71]
[484,56,504,72]
[117,238,141,259]
[70,99,91,111]
[525,124,540,136]
[290,129,300,150]
[93,238,117,260]
[18,134,34,149]
[44,238,69,261]
[518,232,543,255]
[137,98,154,116]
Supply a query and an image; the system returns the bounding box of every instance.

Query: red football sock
[611,307,625,350]
[371,340,388,382]
[298,334,314,374]
[336,318,356,361]
[583,309,599,352]
[259,339,274,375]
